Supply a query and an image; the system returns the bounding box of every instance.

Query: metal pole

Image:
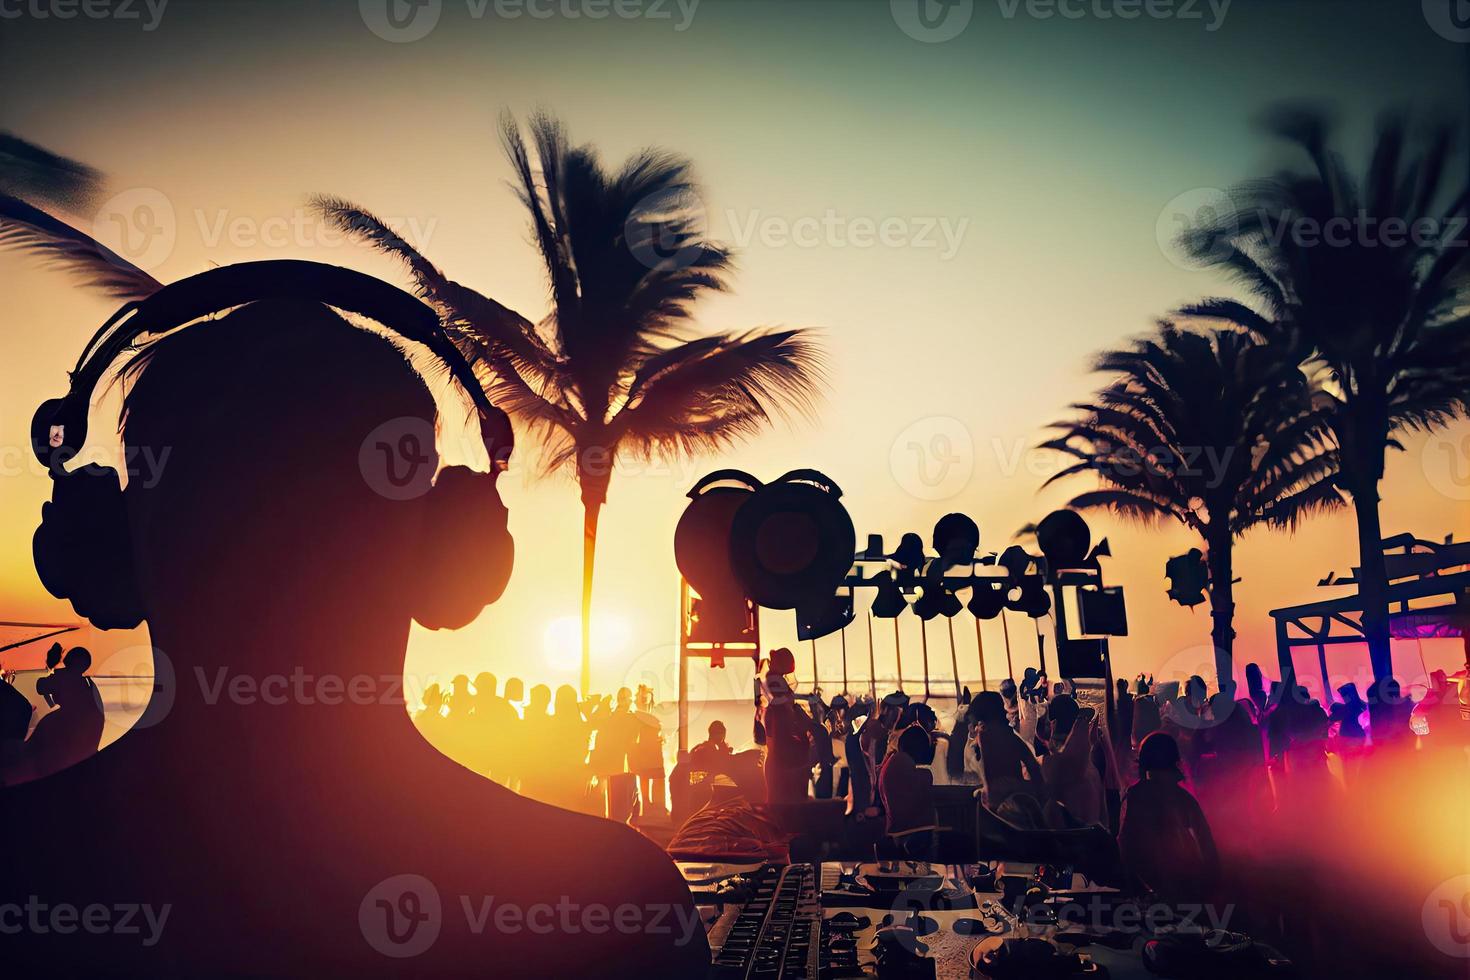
[1034,618,1047,676]
[920,619,931,698]
[866,613,877,702]
[840,627,849,696]
[974,616,989,692]
[1317,642,1330,699]
[947,617,960,700]
[678,581,690,755]
[1000,611,1015,680]
[810,637,819,692]
[894,618,903,692]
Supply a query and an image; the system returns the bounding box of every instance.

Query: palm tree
[1178,107,1470,696]
[317,112,823,697]
[0,131,101,210]
[0,132,162,301]
[1041,322,1340,692]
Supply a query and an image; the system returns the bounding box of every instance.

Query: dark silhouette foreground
[2,299,706,978]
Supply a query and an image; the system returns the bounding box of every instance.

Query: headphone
[29,259,516,631]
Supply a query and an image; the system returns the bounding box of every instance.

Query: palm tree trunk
[1205,526,1236,695]
[1352,483,1393,684]
[580,498,601,701]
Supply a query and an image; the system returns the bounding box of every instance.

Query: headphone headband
[34,260,506,468]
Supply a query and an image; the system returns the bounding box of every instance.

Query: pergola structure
[1269,535,1470,692]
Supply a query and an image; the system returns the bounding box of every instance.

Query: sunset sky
[2,0,1468,711]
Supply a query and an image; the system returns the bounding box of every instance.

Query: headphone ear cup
[33,465,146,630]
[410,465,514,630]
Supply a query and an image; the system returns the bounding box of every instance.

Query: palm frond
[0,193,162,301]
[312,194,562,384]
[0,132,102,212]
[611,328,824,455]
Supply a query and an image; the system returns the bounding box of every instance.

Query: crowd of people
[716,648,1468,975]
[413,673,670,821]
[0,643,106,787]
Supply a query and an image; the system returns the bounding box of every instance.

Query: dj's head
[30,263,515,651]
[117,300,509,639]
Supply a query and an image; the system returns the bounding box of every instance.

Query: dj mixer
[687,861,1293,980]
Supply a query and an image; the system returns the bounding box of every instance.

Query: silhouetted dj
[2,262,708,978]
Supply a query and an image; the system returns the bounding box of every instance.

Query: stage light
[967,581,1005,619]
[870,571,908,618]
[797,590,855,641]
[913,584,961,620]
[1006,575,1051,618]
[889,532,927,572]
[931,512,979,570]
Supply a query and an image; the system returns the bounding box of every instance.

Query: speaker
[728,469,855,611]
[674,469,761,643]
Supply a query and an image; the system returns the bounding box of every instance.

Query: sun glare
[542,614,633,672]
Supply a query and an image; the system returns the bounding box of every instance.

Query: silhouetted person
[1366,677,1414,746]
[1329,682,1367,741]
[759,649,819,804]
[631,684,665,819]
[36,640,64,707]
[443,672,476,766]
[415,681,450,752]
[1,668,36,785]
[1131,693,1162,748]
[499,676,527,791]
[944,698,976,783]
[971,691,1042,810]
[2,299,706,977]
[1117,732,1218,903]
[516,683,553,800]
[667,748,695,829]
[1019,667,1041,701]
[822,697,852,798]
[998,677,1020,730]
[447,673,473,721]
[502,676,525,711]
[1040,695,1104,828]
[544,684,591,811]
[21,646,105,783]
[694,719,732,760]
[879,724,937,857]
[1114,677,1134,752]
[590,687,638,821]
[470,671,515,781]
[862,691,905,780]
[1245,662,1269,718]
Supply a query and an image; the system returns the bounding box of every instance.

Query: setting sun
[542,613,633,673]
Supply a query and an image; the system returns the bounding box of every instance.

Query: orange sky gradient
[2,0,1468,713]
